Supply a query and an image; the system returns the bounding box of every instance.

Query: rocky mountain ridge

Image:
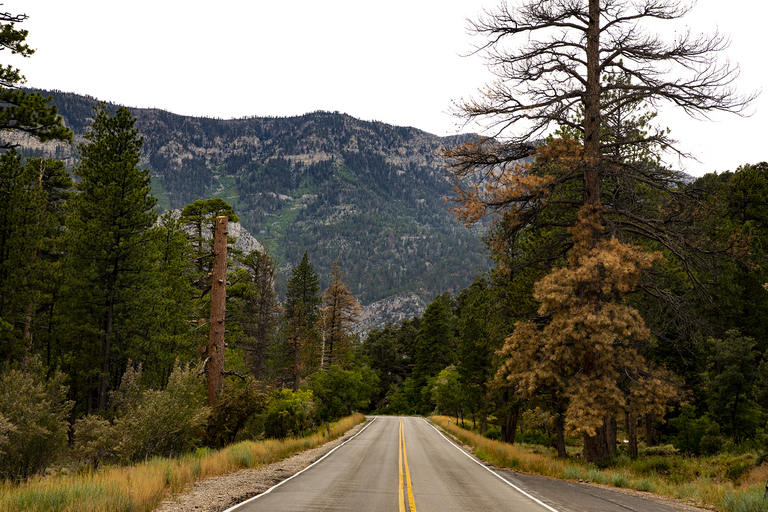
[16,90,491,329]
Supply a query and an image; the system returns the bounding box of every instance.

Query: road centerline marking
[399,418,417,512]
[399,419,405,512]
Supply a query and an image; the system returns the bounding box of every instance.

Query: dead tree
[207,216,228,406]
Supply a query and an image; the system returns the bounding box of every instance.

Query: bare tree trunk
[554,412,567,458]
[583,0,602,213]
[606,414,617,457]
[207,216,228,407]
[502,403,521,444]
[645,413,657,447]
[627,406,638,457]
[584,424,610,463]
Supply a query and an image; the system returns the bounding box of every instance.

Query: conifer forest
[2,2,768,505]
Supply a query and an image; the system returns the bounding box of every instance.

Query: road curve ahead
[224,416,555,512]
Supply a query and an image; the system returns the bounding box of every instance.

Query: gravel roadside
[154,421,367,512]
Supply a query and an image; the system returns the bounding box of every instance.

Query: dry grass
[431,416,768,512]
[0,416,360,512]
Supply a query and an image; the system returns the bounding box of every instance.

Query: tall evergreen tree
[0,153,71,365]
[410,293,455,413]
[62,104,157,411]
[444,0,754,462]
[229,248,281,380]
[282,252,321,390]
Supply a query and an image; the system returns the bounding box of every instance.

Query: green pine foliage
[0,11,72,147]
[61,103,159,411]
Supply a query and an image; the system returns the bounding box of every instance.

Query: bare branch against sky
[6,0,764,176]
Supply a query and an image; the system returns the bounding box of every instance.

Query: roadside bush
[631,455,676,476]
[483,427,501,441]
[264,389,317,438]
[309,365,379,422]
[716,454,755,483]
[205,378,268,448]
[74,362,210,465]
[670,405,721,455]
[72,414,116,469]
[0,357,73,481]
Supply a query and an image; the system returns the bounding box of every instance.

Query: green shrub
[264,388,317,438]
[718,454,754,483]
[114,362,210,462]
[631,455,675,476]
[609,471,630,488]
[564,466,586,480]
[483,427,501,441]
[633,479,656,492]
[72,415,116,469]
[720,489,768,512]
[205,378,267,448]
[0,357,72,481]
[670,405,720,455]
[700,433,726,456]
[587,468,608,484]
[73,362,210,465]
[638,444,678,457]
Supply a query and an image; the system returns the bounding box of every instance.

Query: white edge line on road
[221,416,379,512]
[424,418,562,512]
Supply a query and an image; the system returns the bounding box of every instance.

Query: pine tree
[0,10,72,146]
[62,103,158,411]
[318,261,362,369]
[229,249,281,380]
[494,209,678,461]
[410,293,455,413]
[444,0,753,462]
[282,252,321,390]
[0,153,71,365]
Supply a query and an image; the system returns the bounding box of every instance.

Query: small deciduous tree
[309,365,379,423]
[431,365,468,425]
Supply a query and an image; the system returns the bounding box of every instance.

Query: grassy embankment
[0,416,362,512]
[431,416,768,512]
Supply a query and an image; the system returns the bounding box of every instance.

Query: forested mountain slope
[18,90,490,306]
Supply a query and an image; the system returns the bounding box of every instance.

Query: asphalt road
[224,416,689,512]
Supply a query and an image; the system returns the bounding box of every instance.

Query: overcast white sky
[6,0,766,177]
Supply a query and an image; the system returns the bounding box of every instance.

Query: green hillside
[27,90,490,303]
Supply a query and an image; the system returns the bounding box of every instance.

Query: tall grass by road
[0,416,361,512]
[431,416,768,512]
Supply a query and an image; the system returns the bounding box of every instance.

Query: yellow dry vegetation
[0,416,360,512]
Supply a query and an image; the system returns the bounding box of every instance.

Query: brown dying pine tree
[318,261,362,370]
[444,0,754,462]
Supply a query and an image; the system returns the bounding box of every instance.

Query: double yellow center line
[398,418,417,512]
